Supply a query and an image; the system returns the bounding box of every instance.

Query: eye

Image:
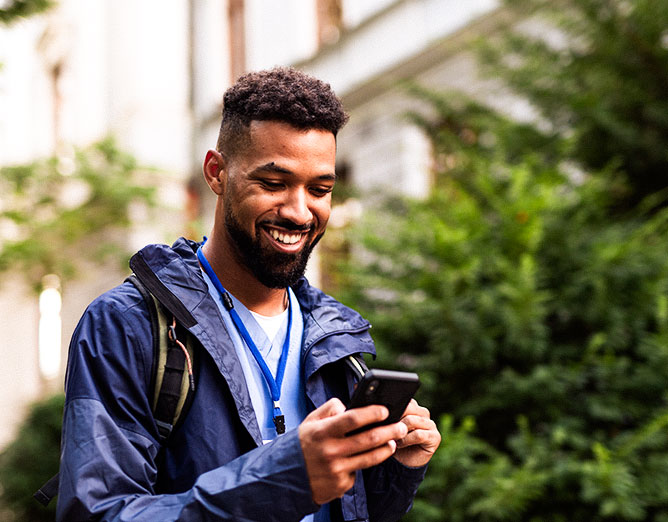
[261,180,284,190]
[310,185,333,197]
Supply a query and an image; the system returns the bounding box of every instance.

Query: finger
[306,420,407,465]
[401,399,431,419]
[401,399,419,416]
[395,421,441,450]
[305,398,346,422]
[395,428,441,451]
[338,421,408,456]
[399,414,436,433]
[395,425,434,445]
[343,439,398,471]
[326,404,390,437]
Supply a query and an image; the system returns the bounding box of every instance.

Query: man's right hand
[298,398,408,505]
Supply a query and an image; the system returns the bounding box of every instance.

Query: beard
[224,206,323,288]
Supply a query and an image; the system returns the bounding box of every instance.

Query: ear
[203,149,227,195]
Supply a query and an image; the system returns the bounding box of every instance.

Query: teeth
[270,229,302,245]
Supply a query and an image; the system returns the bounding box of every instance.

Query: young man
[57,67,440,521]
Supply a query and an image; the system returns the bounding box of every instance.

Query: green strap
[150,293,196,439]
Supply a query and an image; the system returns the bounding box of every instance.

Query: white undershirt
[249,308,289,342]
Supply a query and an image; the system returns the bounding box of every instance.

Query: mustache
[260,219,313,232]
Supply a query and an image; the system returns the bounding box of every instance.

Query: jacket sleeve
[337,350,427,521]
[57,291,319,522]
[363,457,428,522]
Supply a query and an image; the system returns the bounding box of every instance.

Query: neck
[201,233,288,317]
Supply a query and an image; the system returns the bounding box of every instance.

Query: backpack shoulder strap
[339,354,369,405]
[345,354,368,380]
[34,274,199,507]
[33,472,59,507]
[126,274,197,443]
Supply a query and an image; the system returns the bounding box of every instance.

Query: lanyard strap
[197,245,291,434]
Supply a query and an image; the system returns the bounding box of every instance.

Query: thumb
[305,398,346,422]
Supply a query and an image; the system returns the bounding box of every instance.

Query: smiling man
[57,67,440,522]
[202,118,336,312]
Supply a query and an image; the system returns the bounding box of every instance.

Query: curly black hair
[216,67,348,155]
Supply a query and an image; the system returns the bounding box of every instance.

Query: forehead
[241,120,336,163]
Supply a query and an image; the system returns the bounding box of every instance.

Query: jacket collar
[135,238,374,347]
[131,238,375,441]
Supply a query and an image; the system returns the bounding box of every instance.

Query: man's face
[221,120,336,288]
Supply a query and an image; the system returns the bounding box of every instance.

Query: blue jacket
[57,238,426,521]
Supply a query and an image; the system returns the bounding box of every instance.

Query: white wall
[0,16,56,163]
[0,0,197,173]
[0,0,233,447]
[298,0,502,201]
[0,279,41,447]
[244,0,319,71]
[337,95,433,199]
[302,0,499,97]
[341,0,397,28]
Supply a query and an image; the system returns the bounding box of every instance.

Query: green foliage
[0,138,155,293]
[479,0,668,209]
[0,394,64,521]
[336,85,668,519]
[0,0,52,25]
[334,2,668,517]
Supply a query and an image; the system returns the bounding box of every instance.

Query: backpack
[33,273,199,507]
[34,272,368,507]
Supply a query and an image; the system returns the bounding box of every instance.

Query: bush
[480,0,668,210]
[336,91,668,520]
[0,138,155,293]
[0,394,64,521]
[332,2,668,516]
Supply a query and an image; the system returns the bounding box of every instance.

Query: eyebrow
[251,161,337,181]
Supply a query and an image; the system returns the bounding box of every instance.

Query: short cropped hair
[216,67,348,156]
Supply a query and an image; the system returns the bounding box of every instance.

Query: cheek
[227,190,269,222]
[313,201,331,230]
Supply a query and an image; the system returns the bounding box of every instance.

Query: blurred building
[0,0,506,447]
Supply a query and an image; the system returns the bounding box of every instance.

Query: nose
[278,188,313,226]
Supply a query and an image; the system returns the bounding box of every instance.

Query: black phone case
[346,369,420,435]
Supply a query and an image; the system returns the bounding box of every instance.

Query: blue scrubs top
[201,270,330,521]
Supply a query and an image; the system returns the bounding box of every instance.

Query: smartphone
[345,369,420,436]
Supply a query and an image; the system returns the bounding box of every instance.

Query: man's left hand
[393,399,441,468]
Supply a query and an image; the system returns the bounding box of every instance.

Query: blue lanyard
[197,245,291,435]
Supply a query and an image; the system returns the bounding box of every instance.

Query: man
[57,67,440,521]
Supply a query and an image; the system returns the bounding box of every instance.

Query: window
[39,275,62,380]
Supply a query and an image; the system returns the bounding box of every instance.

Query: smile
[266,228,307,245]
